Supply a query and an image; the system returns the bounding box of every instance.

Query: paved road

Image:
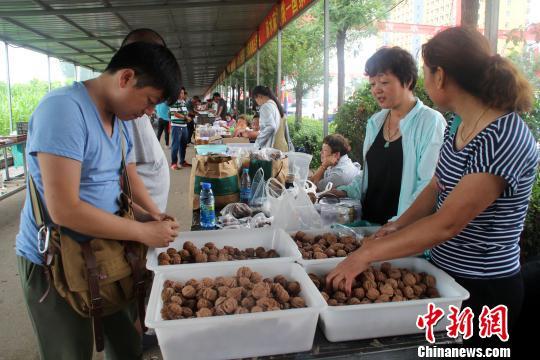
[0,142,195,360]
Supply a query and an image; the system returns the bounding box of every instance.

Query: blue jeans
[171,126,189,165]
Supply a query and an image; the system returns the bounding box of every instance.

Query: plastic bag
[220,203,253,218]
[250,212,273,228]
[250,148,284,161]
[269,182,322,231]
[249,168,267,208]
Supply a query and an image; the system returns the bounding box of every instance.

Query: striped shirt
[431,112,538,279]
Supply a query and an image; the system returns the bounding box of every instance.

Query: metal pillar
[485,0,500,53]
[243,64,247,113]
[47,56,52,91]
[323,0,329,137]
[4,43,13,134]
[256,50,260,84]
[276,28,282,101]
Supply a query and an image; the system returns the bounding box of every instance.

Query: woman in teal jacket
[334,47,445,225]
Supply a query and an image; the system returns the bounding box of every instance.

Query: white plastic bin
[145,262,326,359]
[291,226,379,266]
[147,227,302,272]
[303,257,470,342]
[286,152,312,186]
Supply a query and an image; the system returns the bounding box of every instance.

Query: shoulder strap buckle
[37,226,50,254]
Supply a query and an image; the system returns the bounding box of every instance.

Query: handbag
[29,127,148,352]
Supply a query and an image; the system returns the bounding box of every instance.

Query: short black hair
[213,92,221,98]
[121,28,166,47]
[365,47,418,90]
[105,42,181,105]
[323,134,351,156]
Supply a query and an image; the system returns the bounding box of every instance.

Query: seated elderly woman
[309,134,361,191]
[233,114,249,137]
[331,46,446,225]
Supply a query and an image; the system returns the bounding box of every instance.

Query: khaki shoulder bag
[29,127,148,352]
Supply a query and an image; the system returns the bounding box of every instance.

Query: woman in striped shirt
[327,27,536,348]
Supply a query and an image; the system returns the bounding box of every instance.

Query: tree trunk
[461,0,480,28]
[295,82,303,128]
[336,28,347,109]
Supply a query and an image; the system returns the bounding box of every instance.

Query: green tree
[329,0,393,108]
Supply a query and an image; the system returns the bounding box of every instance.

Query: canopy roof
[0,0,277,95]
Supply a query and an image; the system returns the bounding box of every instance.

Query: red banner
[235,48,246,68]
[246,31,258,60]
[258,4,279,48]
[280,0,314,27]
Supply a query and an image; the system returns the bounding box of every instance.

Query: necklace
[459,107,490,143]
[384,112,400,148]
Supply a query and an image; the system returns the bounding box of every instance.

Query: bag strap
[81,241,105,352]
[119,122,133,201]
[125,243,148,332]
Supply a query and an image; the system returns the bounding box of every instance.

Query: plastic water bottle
[200,182,216,229]
[240,168,251,204]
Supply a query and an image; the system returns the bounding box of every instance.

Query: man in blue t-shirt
[155,101,170,146]
[16,42,181,359]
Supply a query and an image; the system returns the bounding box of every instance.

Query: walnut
[388,269,402,280]
[385,278,398,289]
[226,287,244,301]
[395,288,403,297]
[167,303,183,317]
[281,302,291,310]
[362,280,377,291]
[203,242,216,249]
[238,276,252,289]
[178,249,190,261]
[333,291,347,302]
[379,283,394,296]
[352,287,365,299]
[375,294,391,303]
[166,248,178,256]
[331,243,345,251]
[251,306,264,313]
[374,270,387,282]
[252,282,270,299]
[392,295,404,302]
[196,308,213,317]
[158,252,171,262]
[290,297,306,308]
[181,285,196,299]
[158,258,171,266]
[347,297,362,305]
[217,253,229,262]
[361,271,375,282]
[272,283,290,303]
[336,249,347,257]
[207,254,218,262]
[171,254,182,264]
[418,283,427,293]
[200,246,210,255]
[250,272,263,283]
[200,277,214,288]
[314,252,328,259]
[215,297,227,307]
[427,287,440,298]
[273,275,288,288]
[320,291,330,302]
[423,275,437,288]
[360,298,372,304]
[266,249,279,258]
[183,241,196,251]
[256,297,280,311]
[308,273,322,289]
[287,281,301,296]
[202,288,217,301]
[328,299,339,306]
[325,248,336,257]
[366,288,380,300]
[403,273,417,287]
[241,296,256,309]
[237,266,252,278]
[294,231,306,240]
[413,285,424,297]
[194,252,208,263]
[185,278,198,287]
[197,298,213,310]
[223,277,238,288]
[344,244,357,253]
[245,248,255,257]
[255,247,266,258]
[161,287,175,302]
[235,307,249,315]
[403,286,415,299]
[170,295,183,305]
[161,307,171,320]
[217,286,229,297]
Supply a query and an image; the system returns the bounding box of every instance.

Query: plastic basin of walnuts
[309,262,440,305]
[157,241,280,265]
[160,266,307,319]
[293,231,362,260]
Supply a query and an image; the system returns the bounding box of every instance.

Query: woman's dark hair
[365,47,418,90]
[105,42,181,106]
[422,26,533,112]
[251,85,285,118]
[323,134,351,156]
